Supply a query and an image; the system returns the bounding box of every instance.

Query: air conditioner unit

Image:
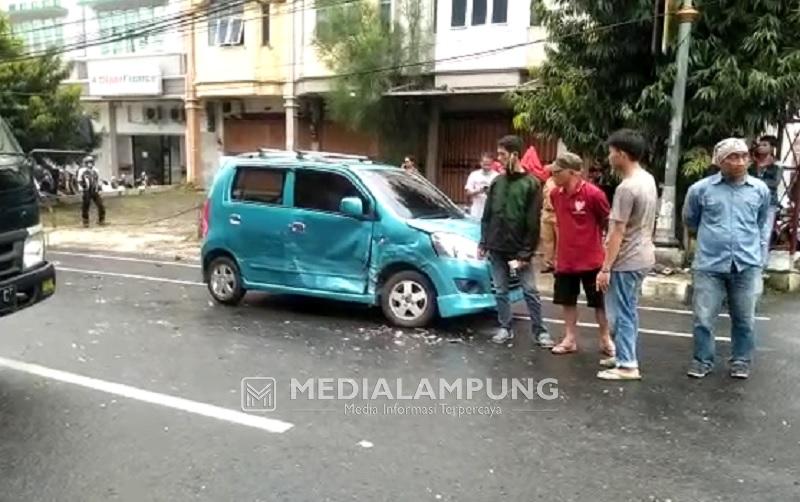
[144,106,163,122]
[170,107,186,123]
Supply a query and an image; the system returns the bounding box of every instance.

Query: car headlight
[431,232,480,260]
[23,225,45,270]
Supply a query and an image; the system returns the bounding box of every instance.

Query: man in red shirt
[548,153,614,356]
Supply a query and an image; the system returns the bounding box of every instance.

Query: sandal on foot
[599,356,617,369]
[600,344,616,358]
[551,342,578,355]
[597,368,641,381]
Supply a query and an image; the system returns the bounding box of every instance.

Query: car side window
[231,167,285,205]
[293,170,369,215]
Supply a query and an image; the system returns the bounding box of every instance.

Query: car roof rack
[295,150,372,163]
[236,149,295,160]
[239,148,373,163]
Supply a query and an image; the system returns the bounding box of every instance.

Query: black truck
[0,116,56,317]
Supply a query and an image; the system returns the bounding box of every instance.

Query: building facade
[2,0,196,185]
[3,0,559,193]
[419,0,559,203]
[186,0,557,198]
[191,0,380,171]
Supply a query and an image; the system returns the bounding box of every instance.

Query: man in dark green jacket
[748,139,782,264]
[479,135,553,347]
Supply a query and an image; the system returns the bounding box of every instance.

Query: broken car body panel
[201,155,521,323]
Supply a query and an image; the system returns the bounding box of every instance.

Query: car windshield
[0,116,29,192]
[358,168,465,220]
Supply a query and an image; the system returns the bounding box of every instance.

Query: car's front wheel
[207,256,246,306]
[381,271,437,328]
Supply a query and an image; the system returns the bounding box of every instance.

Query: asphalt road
[0,249,798,502]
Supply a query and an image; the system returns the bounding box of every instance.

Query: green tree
[510,0,800,178]
[313,0,432,162]
[0,14,89,152]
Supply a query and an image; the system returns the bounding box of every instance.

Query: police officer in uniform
[78,156,106,227]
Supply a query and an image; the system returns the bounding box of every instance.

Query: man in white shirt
[465,152,499,219]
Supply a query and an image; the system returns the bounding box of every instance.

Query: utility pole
[184,0,202,187]
[654,0,700,247]
[284,1,298,151]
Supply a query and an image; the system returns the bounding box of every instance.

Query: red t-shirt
[550,180,610,274]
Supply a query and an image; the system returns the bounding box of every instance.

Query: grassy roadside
[43,187,207,261]
[41,187,205,230]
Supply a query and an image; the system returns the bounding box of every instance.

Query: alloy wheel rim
[211,264,236,300]
[389,280,428,321]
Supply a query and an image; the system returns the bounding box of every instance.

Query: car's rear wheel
[381,271,436,328]
[207,256,246,306]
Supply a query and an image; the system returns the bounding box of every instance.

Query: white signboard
[88,60,162,97]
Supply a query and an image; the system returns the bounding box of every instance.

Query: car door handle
[289,222,305,233]
[229,214,241,225]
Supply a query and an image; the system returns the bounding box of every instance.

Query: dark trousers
[82,190,106,224]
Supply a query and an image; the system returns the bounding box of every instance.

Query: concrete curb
[640,275,691,303]
[535,271,691,303]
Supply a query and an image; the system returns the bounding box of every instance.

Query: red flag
[520,146,550,182]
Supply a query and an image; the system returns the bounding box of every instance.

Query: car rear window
[231,167,284,205]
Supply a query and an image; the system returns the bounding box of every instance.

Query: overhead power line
[5,0,314,38]
[6,0,250,62]
[1,1,718,98]
[4,0,361,57]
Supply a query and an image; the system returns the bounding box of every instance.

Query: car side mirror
[340,196,364,217]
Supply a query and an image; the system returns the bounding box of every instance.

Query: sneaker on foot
[536,331,555,348]
[491,328,515,345]
[687,360,713,379]
[730,361,751,379]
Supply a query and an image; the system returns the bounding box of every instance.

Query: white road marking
[59,267,205,287]
[539,296,770,322]
[57,267,770,334]
[515,315,732,342]
[49,250,201,269]
[52,252,771,321]
[0,356,293,434]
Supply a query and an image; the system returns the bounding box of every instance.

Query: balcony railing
[77,0,167,11]
[7,1,68,21]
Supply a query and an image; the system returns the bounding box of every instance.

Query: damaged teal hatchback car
[200,149,522,327]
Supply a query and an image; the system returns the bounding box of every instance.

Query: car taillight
[200,199,210,238]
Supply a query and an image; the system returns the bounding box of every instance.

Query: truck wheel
[207,256,245,306]
[381,271,437,328]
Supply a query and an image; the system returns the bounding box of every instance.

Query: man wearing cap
[683,138,771,380]
[548,152,614,356]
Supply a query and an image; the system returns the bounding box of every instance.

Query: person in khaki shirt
[538,173,557,273]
